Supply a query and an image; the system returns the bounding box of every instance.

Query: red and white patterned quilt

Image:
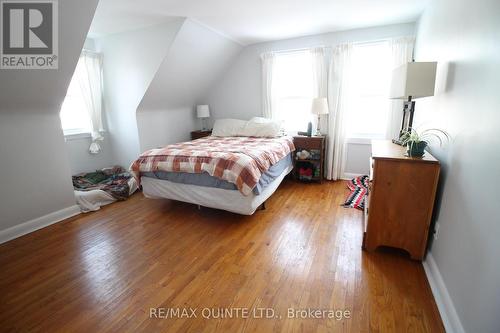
[130,136,295,196]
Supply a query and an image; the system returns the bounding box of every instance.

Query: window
[346,41,392,138]
[272,50,315,132]
[59,60,92,135]
[60,52,103,136]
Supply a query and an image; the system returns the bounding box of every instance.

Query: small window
[59,54,97,135]
[346,41,392,138]
[272,50,315,132]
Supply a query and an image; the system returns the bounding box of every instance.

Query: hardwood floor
[0,180,444,333]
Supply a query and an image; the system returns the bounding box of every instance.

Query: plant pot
[407,141,427,157]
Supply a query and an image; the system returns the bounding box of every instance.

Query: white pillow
[212,119,247,137]
[242,118,281,137]
[249,117,273,124]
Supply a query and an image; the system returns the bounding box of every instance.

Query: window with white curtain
[59,51,103,137]
[346,41,392,138]
[272,50,315,132]
[59,63,92,135]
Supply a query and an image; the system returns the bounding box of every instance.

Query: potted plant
[400,128,450,157]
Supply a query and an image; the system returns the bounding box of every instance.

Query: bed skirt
[141,165,292,215]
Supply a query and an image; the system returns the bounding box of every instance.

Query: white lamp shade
[196,105,210,118]
[311,97,329,115]
[389,62,437,99]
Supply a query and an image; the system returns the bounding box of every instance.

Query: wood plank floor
[0,180,444,333]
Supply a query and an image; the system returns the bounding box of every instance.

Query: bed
[130,134,295,215]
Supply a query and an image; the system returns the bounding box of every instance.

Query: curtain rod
[351,35,415,46]
[261,35,415,56]
[266,45,329,55]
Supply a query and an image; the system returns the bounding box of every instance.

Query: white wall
[96,19,185,168]
[64,134,115,174]
[204,23,416,177]
[414,0,500,332]
[0,0,99,234]
[343,139,372,177]
[137,19,243,151]
[137,109,197,150]
[0,113,77,231]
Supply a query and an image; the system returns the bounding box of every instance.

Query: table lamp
[390,61,437,143]
[311,97,329,136]
[196,105,210,131]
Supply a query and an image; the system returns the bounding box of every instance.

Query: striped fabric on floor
[343,175,369,210]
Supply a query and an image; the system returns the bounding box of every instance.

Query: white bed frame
[141,165,293,215]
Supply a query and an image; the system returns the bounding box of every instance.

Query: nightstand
[293,135,326,182]
[191,130,212,140]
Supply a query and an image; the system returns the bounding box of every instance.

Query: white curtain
[76,51,104,154]
[326,43,352,180]
[260,52,275,119]
[310,47,328,132]
[386,36,415,139]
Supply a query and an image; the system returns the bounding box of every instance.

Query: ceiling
[89,0,427,45]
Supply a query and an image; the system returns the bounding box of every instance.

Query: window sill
[64,132,91,141]
[64,130,107,141]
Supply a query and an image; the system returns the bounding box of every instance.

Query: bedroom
[0,0,499,332]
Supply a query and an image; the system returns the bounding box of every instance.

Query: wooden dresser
[363,140,440,260]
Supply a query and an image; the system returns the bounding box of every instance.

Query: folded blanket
[130,136,295,196]
[72,166,132,200]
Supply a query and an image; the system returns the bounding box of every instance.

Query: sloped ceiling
[138,19,243,112]
[90,0,426,45]
[96,19,186,167]
[0,0,99,112]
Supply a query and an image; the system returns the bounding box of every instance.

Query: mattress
[141,153,292,195]
[130,136,295,196]
[141,164,293,215]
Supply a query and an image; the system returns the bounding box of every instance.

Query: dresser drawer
[293,137,323,149]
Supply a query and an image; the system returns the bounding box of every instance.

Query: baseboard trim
[341,172,364,180]
[0,205,81,244]
[423,253,465,333]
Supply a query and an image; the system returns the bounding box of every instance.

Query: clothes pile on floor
[73,166,138,212]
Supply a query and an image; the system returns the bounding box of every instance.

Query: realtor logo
[1,0,58,69]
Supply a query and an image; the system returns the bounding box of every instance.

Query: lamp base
[315,115,322,136]
[399,97,415,136]
[200,118,208,131]
[392,138,404,146]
